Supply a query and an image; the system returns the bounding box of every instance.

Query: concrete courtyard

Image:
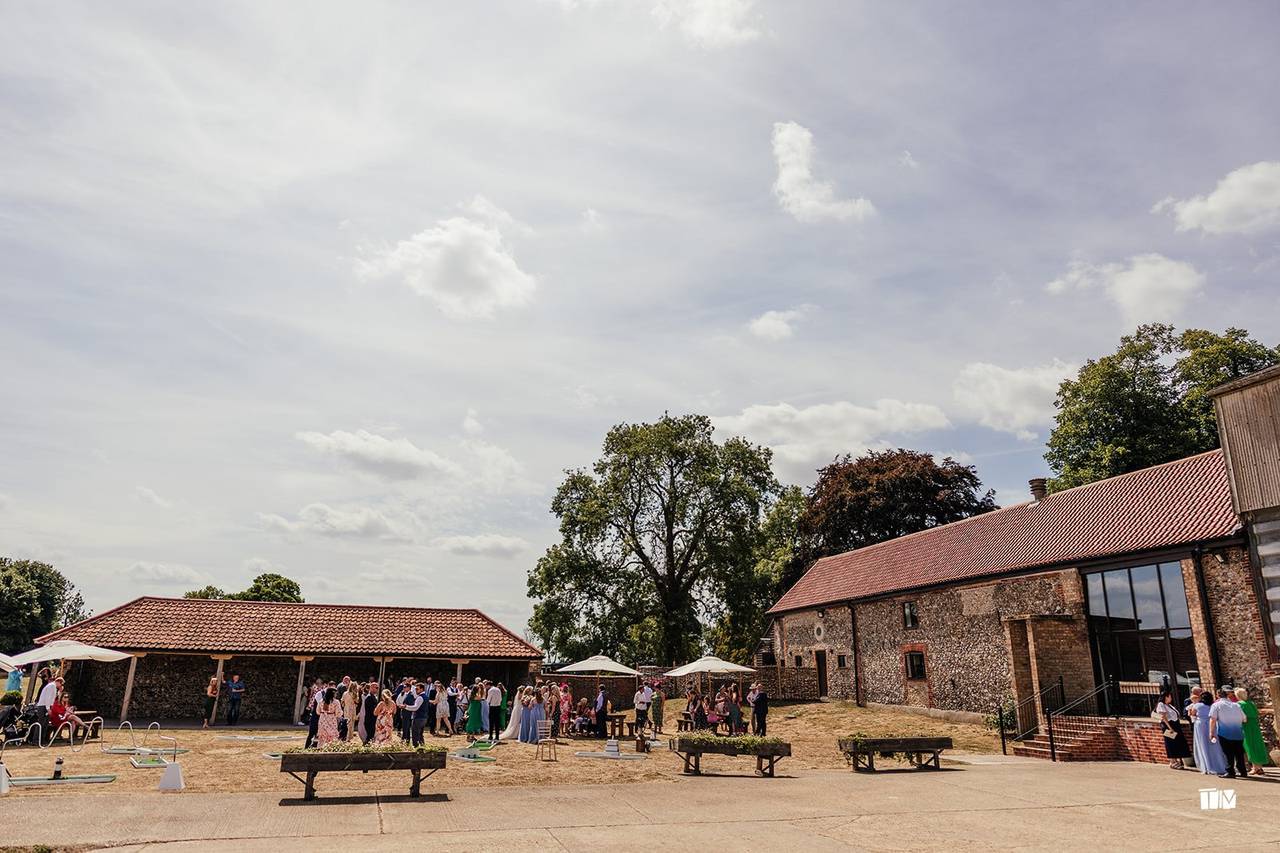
[4,755,1279,851]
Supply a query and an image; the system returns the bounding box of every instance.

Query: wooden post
[292,657,312,724]
[210,656,229,724]
[376,657,388,688]
[452,659,469,684]
[119,654,143,721]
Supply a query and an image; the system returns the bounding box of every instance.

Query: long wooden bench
[837,736,952,772]
[669,736,791,777]
[279,750,446,800]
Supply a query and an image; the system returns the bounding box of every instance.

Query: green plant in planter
[285,739,447,755]
[675,733,786,750]
[1,690,22,707]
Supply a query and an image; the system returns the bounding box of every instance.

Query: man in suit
[752,683,770,737]
[362,681,378,744]
[595,685,608,738]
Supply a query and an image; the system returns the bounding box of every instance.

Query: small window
[905,651,926,680]
[836,654,847,669]
[903,601,919,629]
[794,655,803,668]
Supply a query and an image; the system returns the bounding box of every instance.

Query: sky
[2,1,1278,638]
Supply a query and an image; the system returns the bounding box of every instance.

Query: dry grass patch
[0,701,997,794]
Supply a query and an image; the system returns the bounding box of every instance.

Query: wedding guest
[409,682,430,746]
[594,684,608,738]
[362,681,379,744]
[478,680,491,735]
[434,681,452,736]
[486,680,504,742]
[465,682,485,742]
[753,683,769,737]
[1154,690,1189,770]
[374,689,396,743]
[202,677,219,729]
[341,680,359,740]
[1209,687,1248,779]
[315,687,340,747]
[520,688,547,743]
[652,687,665,734]
[446,679,459,728]
[225,673,246,726]
[1234,687,1271,775]
[560,684,573,734]
[1190,689,1226,775]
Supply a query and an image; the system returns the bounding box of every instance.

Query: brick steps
[1010,716,1119,760]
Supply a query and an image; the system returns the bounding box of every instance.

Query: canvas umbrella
[10,639,134,703]
[554,655,643,676]
[8,639,132,667]
[0,653,16,673]
[665,654,756,696]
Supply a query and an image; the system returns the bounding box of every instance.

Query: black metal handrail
[1045,678,1116,761]
[995,676,1065,754]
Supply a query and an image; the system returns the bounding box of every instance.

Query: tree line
[528,324,1279,665]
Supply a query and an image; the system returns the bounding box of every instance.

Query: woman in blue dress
[520,690,546,743]
[1190,689,1227,775]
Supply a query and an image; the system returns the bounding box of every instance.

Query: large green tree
[1045,324,1280,491]
[183,573,304,603]
[0,558,90,651]
[527,414,778,666]
[798,449,998,558]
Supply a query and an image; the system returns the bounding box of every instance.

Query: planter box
[836,736,952,773]
[279,751,446,800]
[669,737,791,776]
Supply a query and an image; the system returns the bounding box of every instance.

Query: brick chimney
[1029,478,1047,501]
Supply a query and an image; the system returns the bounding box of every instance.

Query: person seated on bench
[572,698,592,734]
[49,693,87,736]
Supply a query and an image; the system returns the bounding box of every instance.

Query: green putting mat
[10,774,117,786]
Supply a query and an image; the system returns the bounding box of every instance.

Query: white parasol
[555,654,643,676]
[8,639,133,667]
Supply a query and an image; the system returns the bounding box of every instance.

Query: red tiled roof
[769,450,1240,614]
[38,597,542,659]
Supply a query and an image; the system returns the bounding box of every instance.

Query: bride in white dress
[499,686,526,741]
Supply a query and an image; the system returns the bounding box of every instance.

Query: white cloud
[652,0,760,48]
[243,556,286,576]
[715,399,950,481]
[1045,253,1205,324]
[898,150,920,169]
[462,408,484,436]
[772,121,875,223]
[296,429,461,481]
[952,359,1078,440]
[127,561,206,585]
[1153,161,1280,235]
[748,307,808,341]
[580,208,605,233]
[431,533,527,557]
[260,503,415,541]
[134,485,172,509]
[462,439,529,492]
[355,200,537,319]
[566,385,616,410]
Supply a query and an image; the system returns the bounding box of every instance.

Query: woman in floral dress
[316,687,341,747]
[374,689,397,743]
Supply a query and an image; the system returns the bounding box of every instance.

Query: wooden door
[815,650,828,697]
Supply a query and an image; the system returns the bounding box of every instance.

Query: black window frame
[902,600,919,629]
[836,654,847,669]
[794,654,803,668]
[904,651,926,680]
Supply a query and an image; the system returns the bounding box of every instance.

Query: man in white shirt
[403,683,425,746]
[1209,687,1248,779]
[633,684,651,734]
[36,676,61,709]
[486,682,503,741]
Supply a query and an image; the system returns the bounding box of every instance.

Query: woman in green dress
[465,683,485,742]
[1235,687,1271,775]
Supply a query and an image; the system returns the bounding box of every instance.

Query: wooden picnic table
[836,736,953,772]
[279,750,446,801]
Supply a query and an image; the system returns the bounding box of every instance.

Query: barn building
[37,597,542,723]
[766,364,1280,760]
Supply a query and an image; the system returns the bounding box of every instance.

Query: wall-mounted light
[1212,552,1227,565]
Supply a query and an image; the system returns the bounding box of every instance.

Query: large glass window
[1082,559,1199,712]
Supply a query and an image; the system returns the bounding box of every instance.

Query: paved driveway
[5,759,1279,851]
